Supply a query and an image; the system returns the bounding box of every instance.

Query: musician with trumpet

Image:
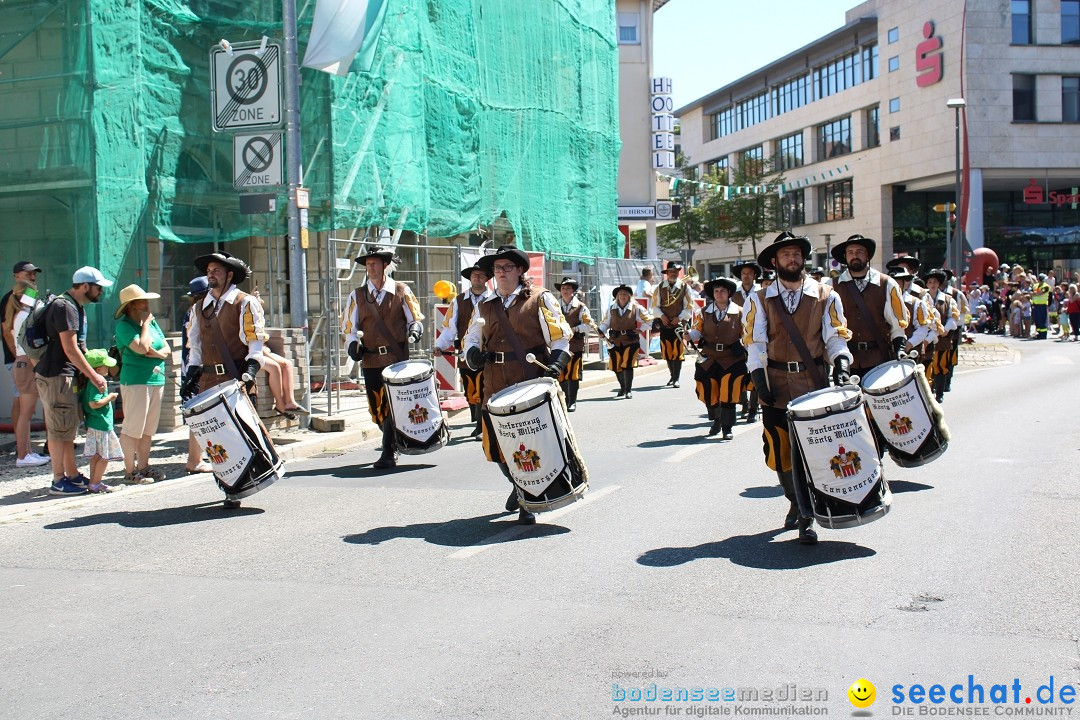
[650,260,695,388]
[689,278,748,439]
[598,283,650,399]
[463,245,572,525]
[434,264,492,438]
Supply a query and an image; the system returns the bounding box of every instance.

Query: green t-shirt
[80,382,113,432]
[114,316,167,386]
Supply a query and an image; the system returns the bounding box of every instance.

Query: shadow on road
[739,485,785,499]
[636,527,876,570]
[668,421,710,430]
[44,502,265,530]
[286,462,437,479]
[888,480,935,494]
[637,436,703,448]
[343,512,570,547]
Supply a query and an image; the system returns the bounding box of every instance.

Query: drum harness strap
[205,298,242,381]
[362,289,408,362]
[845,280,893,363]
[490,298,540,381]
[768,296,826,389]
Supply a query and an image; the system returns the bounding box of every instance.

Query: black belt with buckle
[711,343,730,351]
[853,341,879,350]
[486,351,517,364]
[767,358,824,373]
[209,361,244,376]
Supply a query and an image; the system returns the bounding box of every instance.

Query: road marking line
[661,422,757,464]
[448,484,622,559]
[0,475,211,525]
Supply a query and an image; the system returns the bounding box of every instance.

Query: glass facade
[817,116,851,160]
[813,44,877,101]
[819,179,853,222]
[865,106,880,148]
[1065,1,1080,44]
[779,189,805,227]
[1013,74,1036,121]
[776,132,803,171]
[1064,77,1080,122]
[1012,0,1032,44]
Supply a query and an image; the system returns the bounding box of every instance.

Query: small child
[80,349,124,493]
[1009,299,1023,338]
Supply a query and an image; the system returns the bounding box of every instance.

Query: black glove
[651,318,663,333]
[832,356,851,386]
[241,359,261,394]
[892,336,908,358]
[466,346,486,371]
[407,321,423,344]
[546,350,570,379]
[179,366,202,402]
[750,368,775,406]
[347,340,365,361]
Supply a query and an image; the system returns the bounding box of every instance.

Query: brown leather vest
[834,279,890,369]
[700,304,744,369]
[453,294,475,350]
[198,292,250,374]
[931,293,954,352]
[761,286,830,407]
[732,285,756,308]
[658,282,687,322]
[477,289,550,400]
[354,283,409,370]
[608,304,639,347]
[562,302,585,353]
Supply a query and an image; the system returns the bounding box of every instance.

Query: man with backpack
[3,261,49,467]
[34,266,113,496]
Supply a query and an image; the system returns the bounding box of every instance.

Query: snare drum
[787,385,891,529]
[860,360,948,468]
[484,378,589,513]
[182,381,284,499]
[382,360,450,455]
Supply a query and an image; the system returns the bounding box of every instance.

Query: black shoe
[567,403,577,412]
[223,498,241,509]
[373,449,398,469]
[672,380,680,388]
[470,419,483,437]
[935,394,944,403]
[784,502,799,529]
[505,489,519,513]
[798,517,818,544]
[746,411,758,423]
[625,391,632,399]
[517,507,536,525]
[722,427,733,441]
[708,420,723,437]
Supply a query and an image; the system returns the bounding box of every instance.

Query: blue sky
[654,0,865,110]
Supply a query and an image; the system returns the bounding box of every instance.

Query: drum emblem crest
[205,440,228,464]
[512,443,541,472]
[829,445,862,478]
[888,412,913,436]
[407,403,429,425]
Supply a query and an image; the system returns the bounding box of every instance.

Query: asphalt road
[2,337,1078,719]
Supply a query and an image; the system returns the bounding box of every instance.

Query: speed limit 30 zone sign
[211,41,282,131]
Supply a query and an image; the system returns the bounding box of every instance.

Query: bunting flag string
[655,162,851,198]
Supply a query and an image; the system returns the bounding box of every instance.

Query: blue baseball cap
[187,276,209,296]
[72,266,113,287]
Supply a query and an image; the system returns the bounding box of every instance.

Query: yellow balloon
[848,679,876,709]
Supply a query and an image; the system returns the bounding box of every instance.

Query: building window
[736,91,771,132]
[817,116,851,159]
[771,74,811,116]
[889,97,901,113]
[779,189,806,227]
[888,55,900,72]
[704,156,728,178]
[887,27,899,44]
[819,179,854,222]
[1064,1,1080,44]
[740,145,764,174]
[813,43,877,101]
[617,12,640,44]
[708,107,737,140]
[1064,77,1080,122]
[890,126,901,141]
[865,106,880,148]
[776,132,804,171]
[1013,74,1036,121]
[1012,0,1032,45]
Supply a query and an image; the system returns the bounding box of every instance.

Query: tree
[700,155,787,259]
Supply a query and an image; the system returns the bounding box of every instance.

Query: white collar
[468,289,491,303]
[560,296,580,309]
[487,283,523,303]
[201,284,240,309]
[838,267,882,285]
[764,276,821,299]
[739,282,757,295]
[367,276,396,296]
[705,301,737,316]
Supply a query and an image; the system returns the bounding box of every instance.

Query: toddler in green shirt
[80,349,124,493]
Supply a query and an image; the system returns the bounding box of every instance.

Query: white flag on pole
[302,0,389,76]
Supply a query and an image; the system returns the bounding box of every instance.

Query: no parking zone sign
[233,133,283,190]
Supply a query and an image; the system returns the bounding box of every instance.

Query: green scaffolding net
[0,0,621,289]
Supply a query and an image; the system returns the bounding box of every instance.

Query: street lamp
[946,98,966,280]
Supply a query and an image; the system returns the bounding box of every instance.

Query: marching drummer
[434,264,492,438]
[598,283,650,399]
[731,261,762,423]
[462,245,572,525]
[650,260,694,389]
[830,234,909,378]
[688,277,748,440]
[179,251,267,509]
[742,232,853,544]
[943,269,967,392]
[555,277,593,412]
[341,246,425,470]
[921,268,960,403]
[887,266,936,369]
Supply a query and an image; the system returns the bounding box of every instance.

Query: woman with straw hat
[113,283,169,484]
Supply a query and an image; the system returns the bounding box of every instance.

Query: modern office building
[676,0,1080,277]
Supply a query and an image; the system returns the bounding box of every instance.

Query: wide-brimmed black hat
[663,260,683,272]
[460,264,489,281]
[477,244,530,276]
[831,234,876,264]
[761,269,776,281]
[886,255,922,274]
[732,260,761,279]
[556,277,579,290]
[888,267,914,281]
[912,276,927,288]
[355,246,395,264]
[944,268,955,280]
[611,283,634,299]
[194,251,250,284]
[810,266,825,277]
[923,268,948,284]
[703,277,736,298]
[757,231,812,270]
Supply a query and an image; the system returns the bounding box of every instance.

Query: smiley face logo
[848,678,876,708]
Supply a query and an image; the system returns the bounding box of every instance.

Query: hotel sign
[651,77,675,170]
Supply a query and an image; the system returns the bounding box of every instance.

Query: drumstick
[524,352,551,373]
